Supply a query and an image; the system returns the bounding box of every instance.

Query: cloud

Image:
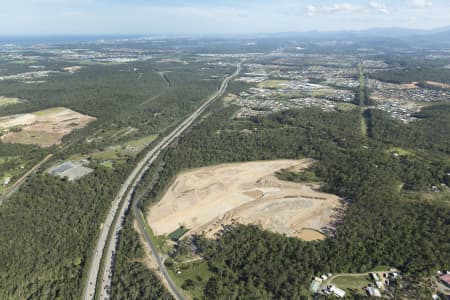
[305,5,317,16]
[322,3,363,14]
[408,0,433,8]
[369,1,391,15]
[304,3,363,16]
[304,2,392,16]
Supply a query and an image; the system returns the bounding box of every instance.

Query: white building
[370,272,380,281]
[325,285,346,298]
[367,287,382,297]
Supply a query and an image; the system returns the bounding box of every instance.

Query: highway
[82,62,241,300]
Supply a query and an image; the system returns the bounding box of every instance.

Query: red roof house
[440,274,450,287]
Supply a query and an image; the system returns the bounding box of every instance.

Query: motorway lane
[83,62,241,300]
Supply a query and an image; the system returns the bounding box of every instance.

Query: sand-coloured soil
[298,228,326,241]
[0,107,96,147]
[399,82,419,89]
[148,160,343,239]
[425,81,450,89]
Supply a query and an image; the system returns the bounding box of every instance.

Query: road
[0,154,53,205]
[0,120,97,205]
[134,210,184,300]
[83,62,241,300]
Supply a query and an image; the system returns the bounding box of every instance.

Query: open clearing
[0,96,23,107]
[88,134,159,161]
[47,161,94,181]
[148,160,343,239]
[330,274,372,295]
[0,107,96,147]
[425,81,450,89]
[257,80,289,89]
[298,228,326,241]
[400,82,419,89]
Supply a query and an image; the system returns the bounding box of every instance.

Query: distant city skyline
[0,0,448,35]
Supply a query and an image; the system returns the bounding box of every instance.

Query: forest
[371,67,450,85]
[0,164,130,299]
[0,58,230,299]
[132,100,450,299]
[111,217,173,300]
[1,48,449,299]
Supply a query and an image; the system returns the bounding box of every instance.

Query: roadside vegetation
[0,55,231,299]
[135,98,450,299]
[1,42,449,300]
[111,218,173,300]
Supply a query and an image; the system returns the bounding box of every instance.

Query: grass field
[123,134,159,154]
[336,102,358,112]
[257,80,288,89]
[358,63,366,106]
[387,147,414,156]
[372,265,392,272]
[331,274,371,295]
[91,149,119,161]
[0,96,22,107]
[167,261,214,299]
[309,89,334,97]
[88,134,159,164]
[100,160,114,169]
[33,107,67,116]
[360,114,368,138]
[137,210,170,254]
[168,226,190,241]
[410,190,450,203]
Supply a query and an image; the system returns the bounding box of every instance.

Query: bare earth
[425,81,450,89]
[0,107,96,147]
[400,81,450,90]
[148,160,342,240]
[399,82,419,89]
[0,96,23,106]
[298,228,326,241]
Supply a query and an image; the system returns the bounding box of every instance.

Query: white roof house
[367,287,382,297]
[326,285,346,298]
[370,272,380,281]
[375,281,383,289]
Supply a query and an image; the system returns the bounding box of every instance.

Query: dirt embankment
[148,159,343,240]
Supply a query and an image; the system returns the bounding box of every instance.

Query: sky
[0,0,449,35]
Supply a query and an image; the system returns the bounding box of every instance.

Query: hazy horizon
[1,0,449,36]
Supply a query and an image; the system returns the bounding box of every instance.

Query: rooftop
[440,274,450,285]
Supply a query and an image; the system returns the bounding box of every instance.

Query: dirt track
[148,160,342,239]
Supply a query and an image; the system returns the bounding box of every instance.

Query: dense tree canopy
[137,102,450,299]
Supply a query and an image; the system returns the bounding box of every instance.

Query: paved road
[134,210,184,300]
[83,62,241,300]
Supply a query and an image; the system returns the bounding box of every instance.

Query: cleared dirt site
[148,160,343,240]
[0,107,96,147]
